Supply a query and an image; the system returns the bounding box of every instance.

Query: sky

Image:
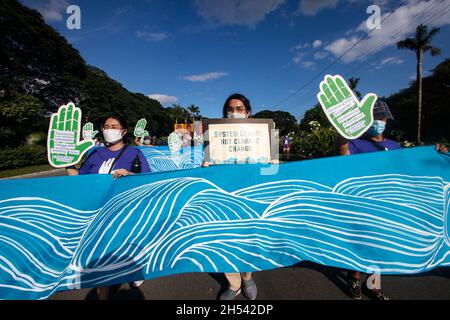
[21,0,450,120]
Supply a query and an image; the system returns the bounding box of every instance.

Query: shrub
[292,122,338,159]
[0,145,48,170]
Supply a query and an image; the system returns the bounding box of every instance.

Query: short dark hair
[102,114,128,129]
[222,93,252,118]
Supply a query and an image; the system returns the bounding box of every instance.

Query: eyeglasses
[103,125,122,130]
[226,106,246,114]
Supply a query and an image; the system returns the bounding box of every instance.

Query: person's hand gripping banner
[134,118,149,144]
[47,102,95,168]
[317,75,377,139]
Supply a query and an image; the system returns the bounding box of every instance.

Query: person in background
[182,125,192,148]
[203,93,258,300]
[336,100,399,300]
[281,133,293,160]
[336,101,400,156]
[66,114,150,299]
[135,135,153,147]
[435,143,449,153]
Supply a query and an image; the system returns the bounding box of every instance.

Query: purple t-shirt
[349,138,401,154]
[78,146,150,175]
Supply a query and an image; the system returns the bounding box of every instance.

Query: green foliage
[253,110,298,135]
[167,104,191,123]
[0,145,47,170]
[385,58,450,142]
[299,104,330,130]
[292,122,338,159]
[0,92,45,147]
[187,104,201,120]
[0,92,44,122]
[0,0,173,146]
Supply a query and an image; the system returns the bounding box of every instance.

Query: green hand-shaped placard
[168,132,182,152]
[82,122,98,140]
[134,118,149,137]
[317,75,377,139]
[134,118,150,143]
[47,102,95,168]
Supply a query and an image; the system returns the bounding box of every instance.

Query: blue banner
[0,147,449,299]
[138,146,203,172]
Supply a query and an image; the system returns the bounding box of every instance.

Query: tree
[397,24,441,144]
[1,0,174,141]
[253,110,298,135]
[187,104,201,121]
[167,104,190,123]
[385,58,450,143]
[0,92,45,147]
[299,104,330,131]
[348,77,362,99]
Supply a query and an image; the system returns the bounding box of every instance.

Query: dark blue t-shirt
[78,146,150,175]
[349,138,401,154]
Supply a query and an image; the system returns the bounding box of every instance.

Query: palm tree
[168,104,190,123]
[348,77,362,99]
[397,24,441,144]
[187,104,200,121]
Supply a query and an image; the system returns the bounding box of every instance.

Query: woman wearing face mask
[336,100,399,300]
[67,114,150,178]
[203,93,258,300]
[337,101,400,156]
[135,135,154,147]
[66,114,150,299]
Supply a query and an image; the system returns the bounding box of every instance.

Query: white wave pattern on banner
[140,148,203,172]
[0,175,449,299]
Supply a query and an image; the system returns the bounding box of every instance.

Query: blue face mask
[366,120,386,137]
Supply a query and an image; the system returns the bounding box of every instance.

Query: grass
[0,164,55,179]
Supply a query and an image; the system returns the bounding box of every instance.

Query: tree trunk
[416,48,423,145]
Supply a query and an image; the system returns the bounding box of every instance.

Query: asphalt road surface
[6,170,450,300]
[48,263,450,300]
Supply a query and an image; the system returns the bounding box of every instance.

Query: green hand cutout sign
[317,75,377,139]
[134,118,148,137]
[47,102,95,168]
[82,122,98,140]
[134,118,149,143]
[168,132,182,152]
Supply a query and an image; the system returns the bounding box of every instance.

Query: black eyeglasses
[226,106,246,113]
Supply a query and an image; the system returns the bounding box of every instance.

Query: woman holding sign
[66,114,150,299]
[203,93,258,300]
[336,101,399,300]
[67,114,150,178]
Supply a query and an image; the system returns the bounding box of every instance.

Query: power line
[280,0,449,115]
[270,0,409,109]
[290,4,450,120]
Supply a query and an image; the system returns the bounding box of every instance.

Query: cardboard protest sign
[317,75,377,139]
[203,118,274,164]
[47,102,95,168]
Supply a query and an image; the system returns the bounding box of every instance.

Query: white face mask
[227,112,247,119]
[103,129,124,144]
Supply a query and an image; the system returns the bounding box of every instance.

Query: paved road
[2,168,66,180]
[5,170,450,300]
[49,263,450,300]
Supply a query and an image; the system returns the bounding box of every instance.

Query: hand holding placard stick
[47,102,95,168]
[317,75,377,139]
